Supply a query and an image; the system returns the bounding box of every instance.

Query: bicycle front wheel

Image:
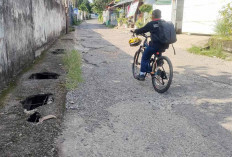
[152,56,173,93]
[132,49,144,79]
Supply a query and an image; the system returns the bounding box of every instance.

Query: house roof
[114,0,133,7]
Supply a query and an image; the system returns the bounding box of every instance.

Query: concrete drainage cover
[27,112,41,123]
[21,93,54,111]
[29,72,60,79]
[51,49,65,55]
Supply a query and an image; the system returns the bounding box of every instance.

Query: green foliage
[73,18,82,26]
[79,3,88,11]
[63,50,83,89]
[117,17,122,25]
[122,18,128,24]
[139,4,153,13]
[106,25,116,28]
[75,0,91,13]
[69,26,75,32]
[74,0,83,7]
[98,13,103,22]
[92,0,112,14]
[215,3,232,37]
[135,18,144,28]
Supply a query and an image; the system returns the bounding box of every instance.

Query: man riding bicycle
[133,9,169,81]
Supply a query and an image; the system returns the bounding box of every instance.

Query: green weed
[188,46,228,59]
[69,26,75,32]
[63,50,83,90]
[73,19,82,26]
[106,25,116,28]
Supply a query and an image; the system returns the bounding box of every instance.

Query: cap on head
[152,9,161,18]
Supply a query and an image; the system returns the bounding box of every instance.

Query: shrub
[98,13,103,22]
[135,18,144,28]
[215,3,232,37]
[122,18,128,24]
[117,17,123,25]
[139,4,153,13]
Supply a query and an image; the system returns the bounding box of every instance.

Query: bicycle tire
[132,49,144,79]
[152,56,173,93]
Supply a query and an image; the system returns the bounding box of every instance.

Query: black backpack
[158,20,177,44]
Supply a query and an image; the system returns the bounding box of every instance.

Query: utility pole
[65,0,69,34]
[172,0,185,34]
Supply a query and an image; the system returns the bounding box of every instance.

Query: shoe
[156,69,162,76]
[135,74,145,81]
[157,60,164,67]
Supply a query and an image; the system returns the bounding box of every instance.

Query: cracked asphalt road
[58,19,232,157]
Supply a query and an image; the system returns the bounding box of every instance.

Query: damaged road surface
[59,20,232,157]
[0,31,77,156]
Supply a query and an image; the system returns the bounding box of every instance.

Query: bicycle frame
[131,31,173,93]
[132,32,161,77]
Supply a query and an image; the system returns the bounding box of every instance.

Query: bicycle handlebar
[130,30,150,38]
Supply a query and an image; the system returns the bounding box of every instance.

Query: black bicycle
[131,32,173,93]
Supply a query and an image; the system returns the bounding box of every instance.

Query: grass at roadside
[73,20,82,26]
[106,25,116,28]
[69,20,82,32]
[187,45,228,60]
[63,50,83,90]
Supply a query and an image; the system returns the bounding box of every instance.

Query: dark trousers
[141,46,160,72]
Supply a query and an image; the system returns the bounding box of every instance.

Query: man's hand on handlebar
[130,30,149,38]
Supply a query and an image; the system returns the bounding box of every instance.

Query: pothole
[21,94,54,111]
[29,72,60,79]
[61,38,73,41]
[27,112,41,123]
[51,49,65,54]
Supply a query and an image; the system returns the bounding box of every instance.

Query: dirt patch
[175,34,210,50]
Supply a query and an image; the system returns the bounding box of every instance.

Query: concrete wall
[153,4,172,21]
[0,0,66,91]
[152,0,184,33]
[182,0,231,34]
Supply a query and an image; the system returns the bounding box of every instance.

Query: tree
[139,4,152,13]
[92,0,112,14]
[75,0,91,13]
[79,3,88,11]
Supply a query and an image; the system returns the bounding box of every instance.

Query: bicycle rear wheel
[152,56,173,93]
[132,49,144,79]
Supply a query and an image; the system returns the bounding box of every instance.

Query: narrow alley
[58,19,232,157]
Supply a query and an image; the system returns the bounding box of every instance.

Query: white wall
[182,0,231,34]
[0,0,66,90]
[33,0,66,46]
[153,4,172,21]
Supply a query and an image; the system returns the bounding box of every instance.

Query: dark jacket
[134,20,169,51]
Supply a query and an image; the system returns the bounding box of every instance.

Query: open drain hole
[29,72,60,79]
[21,94,54,111]
[51,49,65,54]
[27,112,41,123]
